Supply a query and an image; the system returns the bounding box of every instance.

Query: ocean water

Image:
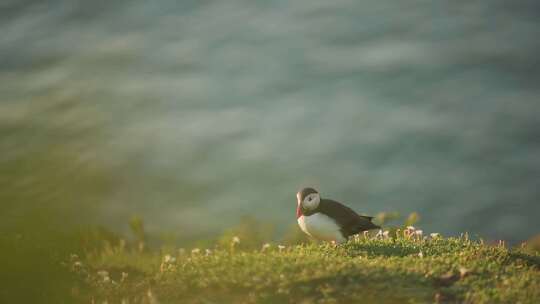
[1,0,540,242]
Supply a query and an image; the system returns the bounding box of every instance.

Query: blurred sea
[1,0,540,243]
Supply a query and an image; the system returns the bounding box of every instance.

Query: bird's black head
[296,187,321,212]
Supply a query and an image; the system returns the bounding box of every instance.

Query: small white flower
[232,236,240,244]
[383,230,390,238]
[261,243,271,251]
[430,233,441,238]
[278,245,286,251]
[121,272,128,282]
[147,289,158,304]
[97,270,109,277]
[404,226,416,238]
[163,254,173,263]
[205,249,212,255]
[163,254,176,264]
[191,248,201,254]
[418,251,423,258]
[415,230,423,237]
[97,270,111,283]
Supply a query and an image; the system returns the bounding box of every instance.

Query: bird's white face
[298,192,321,211]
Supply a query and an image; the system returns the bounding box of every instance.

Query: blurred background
[1,1,540,299]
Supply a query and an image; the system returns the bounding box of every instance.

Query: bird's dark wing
[318,199,380,237]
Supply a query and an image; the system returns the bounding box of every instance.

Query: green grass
[71,233,540,304]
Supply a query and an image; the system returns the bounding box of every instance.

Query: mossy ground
[70,233,540,304]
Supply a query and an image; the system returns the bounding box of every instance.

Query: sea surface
[1,0,540,242]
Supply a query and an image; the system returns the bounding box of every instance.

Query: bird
[296,187,380,243]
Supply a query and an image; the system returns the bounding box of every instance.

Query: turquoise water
[1,0,540,242]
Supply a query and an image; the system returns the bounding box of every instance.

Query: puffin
[296,187,380,243]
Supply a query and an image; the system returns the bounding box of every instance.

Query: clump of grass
[71,229,540,304]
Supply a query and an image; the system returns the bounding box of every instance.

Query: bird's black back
[318,199,380,237]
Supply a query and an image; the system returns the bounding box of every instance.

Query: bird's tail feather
[359,215,381,230]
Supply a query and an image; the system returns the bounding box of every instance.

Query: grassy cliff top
[72,232,540,304]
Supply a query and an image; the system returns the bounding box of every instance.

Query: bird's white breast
[297,213,346,243]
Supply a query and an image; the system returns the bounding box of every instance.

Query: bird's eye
[308,197,312,201]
